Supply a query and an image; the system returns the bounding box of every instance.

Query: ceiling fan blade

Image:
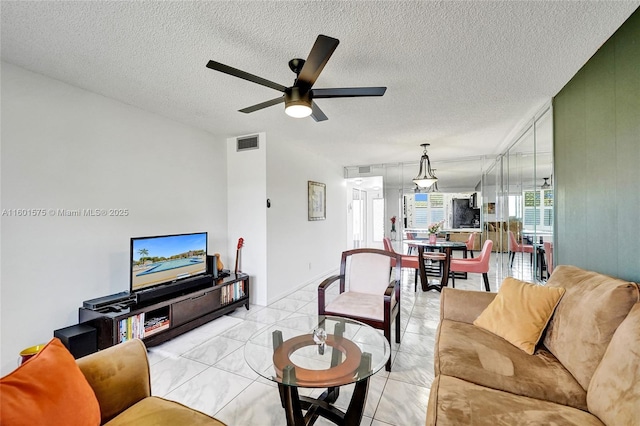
[312,87,387,98]
[310,102,328,122]
[239,96,284,113]
[297,35,340,91]
[206,60,287,92]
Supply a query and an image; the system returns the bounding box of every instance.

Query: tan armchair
[318,248,402,371]
[77,339,225,425]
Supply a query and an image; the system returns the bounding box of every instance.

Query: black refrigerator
[452,198,480,229]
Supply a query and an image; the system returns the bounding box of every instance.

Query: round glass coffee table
[244,315,390,426]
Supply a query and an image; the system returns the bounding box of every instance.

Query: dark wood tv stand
[79,273,249,350]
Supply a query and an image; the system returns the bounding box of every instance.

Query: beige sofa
[78,339,225,425]
[427,265,640,425]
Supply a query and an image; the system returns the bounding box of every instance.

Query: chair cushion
[543,265,640,390]
[427,375,604,426]
[0,338,101,426]
[347,252,393,295]
[450,258,485,273]
[435,319,587,410]
[105,396,226,425]
[587,303,640,426]
[324,291,396,322]
[473,278,565,354]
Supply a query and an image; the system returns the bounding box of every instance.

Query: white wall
[0,63,227,374]
[226,133,268,306]
[266,137,347,303]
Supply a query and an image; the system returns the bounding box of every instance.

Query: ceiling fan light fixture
[284,87,312,118]
[413,143,439,188]
[541,177,551,189]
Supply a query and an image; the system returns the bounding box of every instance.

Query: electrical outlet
[308,262,312,270]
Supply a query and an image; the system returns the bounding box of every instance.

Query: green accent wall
[553,7,639,282]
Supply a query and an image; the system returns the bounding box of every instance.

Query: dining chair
[383,237,419,289]
[405,232,418,255]
[508,230,534,267]
[449,239,493,291]
[465,232,477,258]
[383,237,445,292]
[544,241,554,279]
[317,248,402,371]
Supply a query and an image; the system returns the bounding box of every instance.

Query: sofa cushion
[473,277,565,354]
[77,339,152,423]
[427,375,604,426]
[435,319,587,410]
[105,396,226,425]
[543,265,640,390]
[0,338,101,426]
[587,303,640,426]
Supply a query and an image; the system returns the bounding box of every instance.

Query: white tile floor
[147,252,535,425]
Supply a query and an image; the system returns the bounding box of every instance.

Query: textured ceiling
[2,1,638,190]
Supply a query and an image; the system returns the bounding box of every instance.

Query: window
[412,193,444,227]
[523,190,553,231]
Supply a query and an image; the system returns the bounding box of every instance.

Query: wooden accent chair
[318,248,402,371]
[449,239,493,291]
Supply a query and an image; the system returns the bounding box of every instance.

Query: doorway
[346,177,384,250]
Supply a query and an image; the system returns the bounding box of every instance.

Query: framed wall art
[308,181,326,221]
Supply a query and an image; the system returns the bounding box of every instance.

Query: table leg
[441,247,452,289]
[280,383,306,426]
[343,377,370,425]
[418,246,428,291]
[419,246,452,292]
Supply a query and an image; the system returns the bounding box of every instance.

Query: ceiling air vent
[358,166,371,174]
[237,135,259,152]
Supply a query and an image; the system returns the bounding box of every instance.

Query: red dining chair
[405,232,418,255]
[544,241,554,279]
[449,239,493,292]
[384,237,445,291]
[508,230,534,268]
[465,232,477,258]
[384,237,420,289]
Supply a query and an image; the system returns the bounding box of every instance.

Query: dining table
[405,239,467,292]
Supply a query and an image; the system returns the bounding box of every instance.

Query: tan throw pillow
[474,278,565,354]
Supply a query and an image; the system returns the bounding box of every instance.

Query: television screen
[130,232,208,293]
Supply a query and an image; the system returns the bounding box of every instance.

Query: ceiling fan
[206,35,386,122]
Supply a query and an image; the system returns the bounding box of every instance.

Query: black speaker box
[207,254,219,279]
[54,324,97,359]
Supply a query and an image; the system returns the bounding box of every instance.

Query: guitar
[234,237,244,274]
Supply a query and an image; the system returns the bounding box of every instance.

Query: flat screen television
[130,232,208,294]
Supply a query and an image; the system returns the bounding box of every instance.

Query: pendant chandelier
[413,143,438,188]
[426,170,440,192]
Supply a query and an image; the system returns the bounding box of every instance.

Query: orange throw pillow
[0,338,101,426]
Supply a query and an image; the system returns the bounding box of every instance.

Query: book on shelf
[144,314,169,335]
[118,312,144,343]
[144,319,170,337]
[119,312,177,343]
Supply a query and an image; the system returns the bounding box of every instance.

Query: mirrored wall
[481,103,553,284]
